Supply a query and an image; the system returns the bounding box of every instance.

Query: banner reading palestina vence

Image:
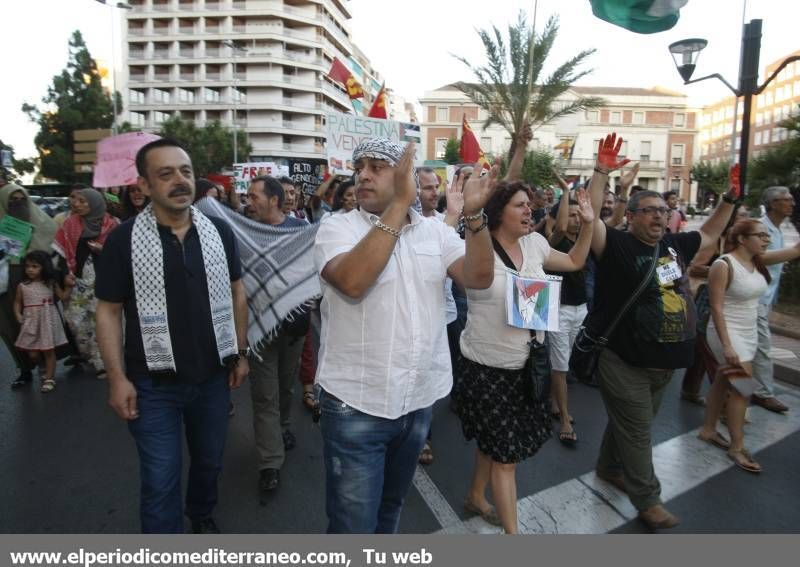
[233,162,290,194]
[325,111,423,175]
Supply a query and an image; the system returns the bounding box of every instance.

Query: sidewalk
[770,310,800,387]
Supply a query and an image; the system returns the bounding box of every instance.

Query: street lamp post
[669,20,800,197]
[222,39,248,166]
[95,1,133,135]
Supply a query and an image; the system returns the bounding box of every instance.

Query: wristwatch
[238,347,251,358]
[722,193,740,205]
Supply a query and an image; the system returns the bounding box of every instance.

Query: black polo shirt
[95,215,242,383]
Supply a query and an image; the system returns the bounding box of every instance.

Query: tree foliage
[22,31,120,184]
[746,107,800,207]
[0,139,37,182]
[157,116,252,177]
[499,148,562,188]
[454,12,604,159]
[443,137,461,164]
[691,159,731,207]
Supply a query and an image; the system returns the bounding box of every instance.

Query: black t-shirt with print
[585,228,702,369]
[548,236,588,306]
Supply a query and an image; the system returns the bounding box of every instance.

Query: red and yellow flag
[326,57,364,99]
[460,115,489,166]
[367,83,388,119]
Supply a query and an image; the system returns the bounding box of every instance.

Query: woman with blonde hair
[699,218,800,472]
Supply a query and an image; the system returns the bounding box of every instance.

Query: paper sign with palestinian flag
[590,0,688,34]
[505,272,563,332]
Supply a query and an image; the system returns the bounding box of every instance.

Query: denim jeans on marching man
[319,389,432,534]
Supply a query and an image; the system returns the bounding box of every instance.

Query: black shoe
[258,468,279,503]
[191,517,220,534]
[11,371,33,389]
[282,429,296,451]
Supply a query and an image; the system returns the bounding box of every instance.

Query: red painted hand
[596,133,631,173]
[729,163,741,199]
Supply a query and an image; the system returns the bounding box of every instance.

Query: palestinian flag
[590,0,688,34]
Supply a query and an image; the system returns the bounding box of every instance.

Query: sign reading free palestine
[325,111,422,175]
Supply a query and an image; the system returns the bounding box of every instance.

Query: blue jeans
[128,371,230,533]
[319,389,432,534]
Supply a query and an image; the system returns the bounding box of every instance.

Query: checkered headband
[352,138,405,166]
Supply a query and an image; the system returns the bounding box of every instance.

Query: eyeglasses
[631,206,668,216]
[745,232,771,240]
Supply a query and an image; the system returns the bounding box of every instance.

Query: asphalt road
[2,340,799,534]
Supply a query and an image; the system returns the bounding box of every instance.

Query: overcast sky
[2,0,798,160]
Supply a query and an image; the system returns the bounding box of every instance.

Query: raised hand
[462,159,501,215]
[575,187,595,224]
[596,133,631,173]
[446,172,465,217]
[728,163,741,199]
[393,142,418,208]
[619,162,641,189]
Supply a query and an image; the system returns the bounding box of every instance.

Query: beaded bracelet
[463,211,488,234]
[593,167,610,175]
[372,219,401,238]
[462,209,485,222]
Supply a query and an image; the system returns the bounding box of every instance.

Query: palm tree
[454,12,604,161]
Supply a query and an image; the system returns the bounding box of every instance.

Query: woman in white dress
[699,218,800,472]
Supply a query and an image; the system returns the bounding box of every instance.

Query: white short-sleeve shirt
[460,232,551,369]
[313,208,465,419]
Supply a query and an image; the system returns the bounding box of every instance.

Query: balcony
[153,49,171,59]
[179,72,197,81]
[205,72,222,81]
[205,47,221,57]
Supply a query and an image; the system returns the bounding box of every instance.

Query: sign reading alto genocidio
[325,111,422,175]
[233,162,290,194]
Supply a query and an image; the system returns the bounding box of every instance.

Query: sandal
[302,390,318,412]
[464,498,502,526]
[550,411,575,424]
[418,441,434,465]
[728,448,761,473]
[559,429,578,446]
[697,431,730,450]
[40,379,56,393]
[96,369,107,379]
[680,390,706,406]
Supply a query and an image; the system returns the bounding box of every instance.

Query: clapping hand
[462,159,501,215]
[393,142,418,208]
[596,133,631,173]
[446,172,465,218]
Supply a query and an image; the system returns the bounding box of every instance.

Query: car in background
[29,195,70,218]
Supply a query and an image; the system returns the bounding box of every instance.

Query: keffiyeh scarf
[131,203,237,371]
[195,198,321,352]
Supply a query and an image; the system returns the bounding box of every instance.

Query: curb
[770,326,800,388]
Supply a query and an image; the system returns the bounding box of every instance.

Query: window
[434,138,447,159]
[701,144,708,155]
[764,110,772,123]
[480,137,492,152]
[763,129,770,144]
[610,111,621,123]
[437,107,448,122]
[232,87,246,103]
[671,143,685,165]
[178,88,195,103]
[152,88,170,104]
[618,141,628,158]
[755,131,762,146]
[205,88,221,103]
[129,89,145,104]
[640,141,651,161]
[130,111,146,127]
[674,113,686,127]
[154,111,171,124]
[671,178,681,192]
[586,110,599,122]
[592,139,602,159]
[633,111,644,125]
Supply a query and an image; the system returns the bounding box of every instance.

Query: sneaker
[638,505,680,530]
[751,395,789,413]
[258,468,279,504]
[11,370,33,389]
[191,518,221,534]
[282,429,296,451]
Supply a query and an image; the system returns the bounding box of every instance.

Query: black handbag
[491,238,551,403]
[569,243,659,385]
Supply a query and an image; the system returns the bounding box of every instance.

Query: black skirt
[452,353,551,464]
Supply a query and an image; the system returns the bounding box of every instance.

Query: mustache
[169,185,192,197]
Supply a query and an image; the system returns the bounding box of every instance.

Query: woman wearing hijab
[1,183,59,387]
[53,188,118,377]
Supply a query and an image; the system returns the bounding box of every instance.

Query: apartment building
[420,85,699,199]
[699,50,800,164]
[122,0,382,162]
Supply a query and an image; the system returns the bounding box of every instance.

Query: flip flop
[550,412,575,424]
[418,441,434,465]
[559,429,578,446]
[464,499,502,526]
[728,449,761,474]
[40,379,56,393]
[697,431,730,450]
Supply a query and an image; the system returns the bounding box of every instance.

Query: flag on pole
[367,83,388,119]
[326,57,364,99]
[460,115,489,167]
[589,0,688,34]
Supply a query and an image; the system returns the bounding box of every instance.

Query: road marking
[412,468,468,534]
[427,385,800,534]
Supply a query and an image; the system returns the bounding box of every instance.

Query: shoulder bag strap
[599,241,660,341]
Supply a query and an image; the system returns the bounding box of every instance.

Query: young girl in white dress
[699,219,800,472]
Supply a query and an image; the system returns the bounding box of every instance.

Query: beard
[7,199,31,222]
[600,206,613,220]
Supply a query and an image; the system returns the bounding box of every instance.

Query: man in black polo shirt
[95,138,249,534]
[585,135,737,530]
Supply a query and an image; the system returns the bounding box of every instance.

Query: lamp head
[669,38,708,82]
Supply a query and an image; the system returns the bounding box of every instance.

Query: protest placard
[0,215,34,262]
[92,132,161,188]
[233,162,290,194]
[325,111,423,175]
[505,272,563,332]
[288,159,327,196]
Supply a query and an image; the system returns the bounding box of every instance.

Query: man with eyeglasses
[751,186,796,413]
[584,138,738,530]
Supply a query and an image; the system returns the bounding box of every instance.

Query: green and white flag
[590,0,688,34]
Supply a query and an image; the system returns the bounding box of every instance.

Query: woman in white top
[699,218,800,472]
[453,179,596,534]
